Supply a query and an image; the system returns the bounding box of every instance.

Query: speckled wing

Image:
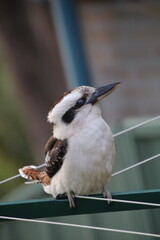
[19,136,68,185]
[44,136,68,178]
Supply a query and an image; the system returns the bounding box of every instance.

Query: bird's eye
[76,98,86,108]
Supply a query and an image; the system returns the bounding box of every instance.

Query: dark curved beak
[86,82,121,105]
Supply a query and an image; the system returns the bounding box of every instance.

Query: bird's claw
[56,192,75,208]
[103,190,112,204]
[67,191,75,208]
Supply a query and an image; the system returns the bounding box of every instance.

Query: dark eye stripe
[62,109,75,124]
[62,97,86,124]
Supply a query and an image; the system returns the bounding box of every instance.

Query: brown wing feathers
[20,136,68,185]
[45,137,68,178]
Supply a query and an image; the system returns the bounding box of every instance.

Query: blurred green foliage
[0,46,34,197]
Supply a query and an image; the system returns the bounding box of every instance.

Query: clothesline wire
[113,115,160,137]
[0,215,160,238]
[76,195,160,207]
[112,153,160,177]
[0,164,45,185]
[0,115,160,185]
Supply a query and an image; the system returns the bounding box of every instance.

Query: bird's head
[48,82,121,139]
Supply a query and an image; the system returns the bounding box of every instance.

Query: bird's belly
[54,159,113,197]
[48,160,111,197]
[45,120,115,198]
[67,166,110,195]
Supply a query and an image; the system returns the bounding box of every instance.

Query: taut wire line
[112,153,160,177]
[113,115,160,137]
[0,164,45,185]
[0,216,160,238]
[76,195,160,207]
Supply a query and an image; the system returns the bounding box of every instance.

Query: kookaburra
[19,82,120,208]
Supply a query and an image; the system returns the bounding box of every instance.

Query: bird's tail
[19,165,51,186]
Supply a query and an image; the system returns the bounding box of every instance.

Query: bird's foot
[56,192,75,208]
[67,191,75,208]
[103,190,112,204]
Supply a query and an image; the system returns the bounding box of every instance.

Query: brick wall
[79,1,160,126]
